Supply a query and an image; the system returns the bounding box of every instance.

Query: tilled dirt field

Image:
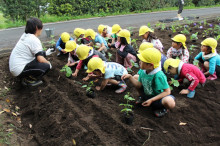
[0,18,220,145]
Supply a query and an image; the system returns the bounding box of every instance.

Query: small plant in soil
[214,25,220,35]
[82,81,95,98]
[161,23,166,30]
[214,35,220,41]
[181,27,189,35]
[171,25,176,33]
[155,22,161,28]
[189,45,197,52]
[190,32,198,42]
[169,78,179,90]
[131,39,138,49]
[107,52,112,61]
[60,65,72,78]
[127,59,139,73]
[49,35,56,47]
[119,92,135,125]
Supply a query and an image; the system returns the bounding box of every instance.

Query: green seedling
[169,78,179,90]
[189,45,197,51]
[190,32,198,41]
[104,37,110,42]
[193,59,199,66]
[49,35,56,46]
[131,39,138,49]
[119,92,135,116]
[108,52,112,61]
[214,35,220,41]
[77,38,82,44]
[171,25,176,33]
[60,65,72,78]
[82,81,94,93]
[214,25,220,35]
[181,27,189,34]
[127,59,139,73]
[155,22,161,27]
[161,23,166,30]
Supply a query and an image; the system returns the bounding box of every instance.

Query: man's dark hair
[25,17,43,34]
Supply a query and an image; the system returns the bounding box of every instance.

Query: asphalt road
[0,7,220,50]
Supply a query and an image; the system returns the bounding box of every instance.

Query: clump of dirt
[0,18,220,145]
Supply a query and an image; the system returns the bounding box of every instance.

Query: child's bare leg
[204,61,209,71]
[133,74,139,80]
[161,96,175,109]
[108,79,119,85]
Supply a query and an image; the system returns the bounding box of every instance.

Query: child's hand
[96,86,101,91]
[142,99,153,107]
[82,76,89,81]
[179,89,190,95]
[121,74,132,80]
[61,49,67,54]
[72,72,78,77]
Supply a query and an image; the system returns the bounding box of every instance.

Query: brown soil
[0,18,220,146]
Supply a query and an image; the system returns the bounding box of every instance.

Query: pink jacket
[178,63,206,91]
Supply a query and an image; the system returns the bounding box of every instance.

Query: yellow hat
[61,32,70,43]
[163,58,181,73]
[74,28,85,38]
[139,26,153,36]
[98,24,107,34]
[85,29,96,40]
[171,34,187,49]
[117,29,131,44]
[64,40,77,52]
[138,42,154,53]
[86,57,105,74]
[76,45,92,60]
[137,48,161,68]
[201,38,218,53]
[112,24,121,34]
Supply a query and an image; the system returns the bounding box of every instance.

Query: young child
[86,57,127,93]
[194,38,220,80]
[167,34,189,63]
[85,29,108,55]
[110,24,122,45]
[64,40,79,67]
[139,25,164,53]
[111,29,137,69]
[56,32,74,56]
[72,45,106,78]
[73,28,90,44]
[98,24,112,38]
[164,58,206,98]
[122,48,175,117]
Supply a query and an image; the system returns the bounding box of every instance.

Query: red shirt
[178,63,206,91]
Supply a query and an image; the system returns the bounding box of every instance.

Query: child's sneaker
[115,81,127,93]
[154,108,168,117]
[187,90,195,98]
[21,77,43,87]
[207,72,217,80]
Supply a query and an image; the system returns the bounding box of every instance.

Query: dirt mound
[1,18,220,145]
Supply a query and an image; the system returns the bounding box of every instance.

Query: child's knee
[204,61,209,68]
[162,96,175,109]
[133,74,139,80]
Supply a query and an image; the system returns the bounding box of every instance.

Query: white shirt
[9,33,43,76]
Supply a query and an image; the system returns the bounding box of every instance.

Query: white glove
[48,61,52,69]
[45,48,55,56]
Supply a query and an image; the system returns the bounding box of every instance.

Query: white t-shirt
[9,33,43,76]
[104,62,128,79]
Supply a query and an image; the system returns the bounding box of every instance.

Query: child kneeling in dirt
[86,57,128,94]
[111,29,137,69]
[167,34,189,63]
[164,58,206,98]
[194,38,220,80]
[73,28,90,45]
[56,32,74,56]
[85,29,108,56]
[122,48,175,117]
[64,40,79,67]
[72,45,106,78]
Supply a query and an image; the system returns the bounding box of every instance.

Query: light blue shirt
[195,52,220,75]
[104,62,128,79]
[94,34,108,48]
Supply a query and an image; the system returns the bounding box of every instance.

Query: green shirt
[111,33,117,39]
[138,69,169,98]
